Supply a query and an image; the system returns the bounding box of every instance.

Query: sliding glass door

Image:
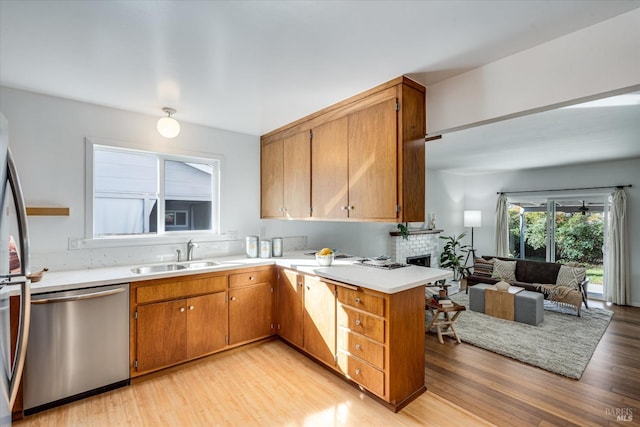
[508,194,607,298]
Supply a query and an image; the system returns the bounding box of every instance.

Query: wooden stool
[426,300,466,344]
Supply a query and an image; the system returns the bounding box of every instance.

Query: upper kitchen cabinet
[260,130,311,219]
[260,76,425,222]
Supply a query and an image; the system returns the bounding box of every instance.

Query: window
[90,143,220,238]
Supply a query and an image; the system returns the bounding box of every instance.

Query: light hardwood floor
[15,300,639,427]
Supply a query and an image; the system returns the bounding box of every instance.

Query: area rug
[441,292,613,379]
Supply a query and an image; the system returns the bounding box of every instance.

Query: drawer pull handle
[189,305,194,310]
[355,368,361,375]
[179,307,185,313]
[355,297,361,304]
[355,319,361,326]
[355,344,361,351]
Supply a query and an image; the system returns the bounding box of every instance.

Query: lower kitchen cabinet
[187,292,228,359]
[137,292,228,372]
[131,272,230,377]
[276,268,304,347]
[136,299,188,373]
[277,271,426,412]
[303,275,336,367]
[228,282,274,345]
[276,268,336,368]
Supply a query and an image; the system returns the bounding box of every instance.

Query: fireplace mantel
[388,229,443,237]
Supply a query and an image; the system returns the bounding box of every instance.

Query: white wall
[427,8,640,134]
[1,87,263,269]
[431,158,640,306]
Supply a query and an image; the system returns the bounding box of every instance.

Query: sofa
[465,256,589,308]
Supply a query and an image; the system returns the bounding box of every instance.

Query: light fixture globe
[157,107,180,138]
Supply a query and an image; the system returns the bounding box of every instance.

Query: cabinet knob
[355,319,361,326]
[355,368,361,375]
[179,307,185,313]
[355,297,361,304]
[297,282,303,287]
[355,344,361,351]
[341,206,348,210]
[189,305,194,311]
[348,205,354,210]
[306,285,310,291]
[231,296,237,301]
[249,276,254,281]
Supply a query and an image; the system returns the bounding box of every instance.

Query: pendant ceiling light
[157,107,181,138]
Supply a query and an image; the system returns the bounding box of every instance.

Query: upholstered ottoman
[514,290,544,326]
[469,283,492,313]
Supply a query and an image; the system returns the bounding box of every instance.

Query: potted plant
[439,233,470,282]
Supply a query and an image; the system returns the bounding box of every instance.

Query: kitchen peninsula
[18,252,452,413]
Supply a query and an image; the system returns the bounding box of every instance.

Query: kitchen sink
[131,260,220,274]
[131,264,188,274]
[182,260,219,269]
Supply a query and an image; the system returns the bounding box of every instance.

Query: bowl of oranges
[315,248,335,266]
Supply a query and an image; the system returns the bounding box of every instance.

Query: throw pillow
[473,258,494,277]
[491,259,516,281]
[556,265,586,289]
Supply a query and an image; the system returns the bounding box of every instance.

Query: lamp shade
[464,210,481,228]
[157,107,180,138]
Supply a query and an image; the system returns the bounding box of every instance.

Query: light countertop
[14,251,452,295]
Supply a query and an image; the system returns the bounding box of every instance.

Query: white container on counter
[246,236,258,258]
[260,240,272,258]
[272,237,283,257]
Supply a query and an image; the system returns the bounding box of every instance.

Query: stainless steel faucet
[187,240,199,261]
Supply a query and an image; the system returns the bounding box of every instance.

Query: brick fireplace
[388,229,443,266]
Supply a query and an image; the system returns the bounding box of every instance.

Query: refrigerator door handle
[7,147,30,276]
[6,148,32,408]
[9,281,30,409]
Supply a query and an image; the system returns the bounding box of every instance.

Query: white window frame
[82,137,222,248]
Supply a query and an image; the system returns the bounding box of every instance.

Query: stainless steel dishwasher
[23,283,130,414]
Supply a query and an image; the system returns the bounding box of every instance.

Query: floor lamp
[463,210,482,270]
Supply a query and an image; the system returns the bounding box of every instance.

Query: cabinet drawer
[337,306,385,343]
[338,328,384,370]
[338,352,384,397]
[137,276,227,304]
[229,270,273,288]
[337,287,384,316]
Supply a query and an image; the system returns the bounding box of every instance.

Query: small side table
[426,300,466,344]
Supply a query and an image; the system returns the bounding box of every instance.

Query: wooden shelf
[26,207,69,216]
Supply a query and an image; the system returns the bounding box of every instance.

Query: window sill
[69,231,237,250]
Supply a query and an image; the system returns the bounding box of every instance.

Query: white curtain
[604,188,630,305]
[494,193,509,256]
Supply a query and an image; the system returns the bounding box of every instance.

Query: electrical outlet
[68,238,79,250]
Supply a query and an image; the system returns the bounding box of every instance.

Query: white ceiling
[1,0,639,174]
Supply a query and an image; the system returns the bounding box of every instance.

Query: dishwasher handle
[32,287,126,304]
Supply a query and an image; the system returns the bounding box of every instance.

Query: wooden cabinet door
[303,276,336,367]
[186,292,228,359]
[229,283,274,345]
[261,139,284,217]
[136,299,187,373]
[283,130,311,218]
[311,117,349,219]
[348,98,398,220]
[277,268,304,347]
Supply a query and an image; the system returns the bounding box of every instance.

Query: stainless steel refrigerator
[0,113,32,427]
